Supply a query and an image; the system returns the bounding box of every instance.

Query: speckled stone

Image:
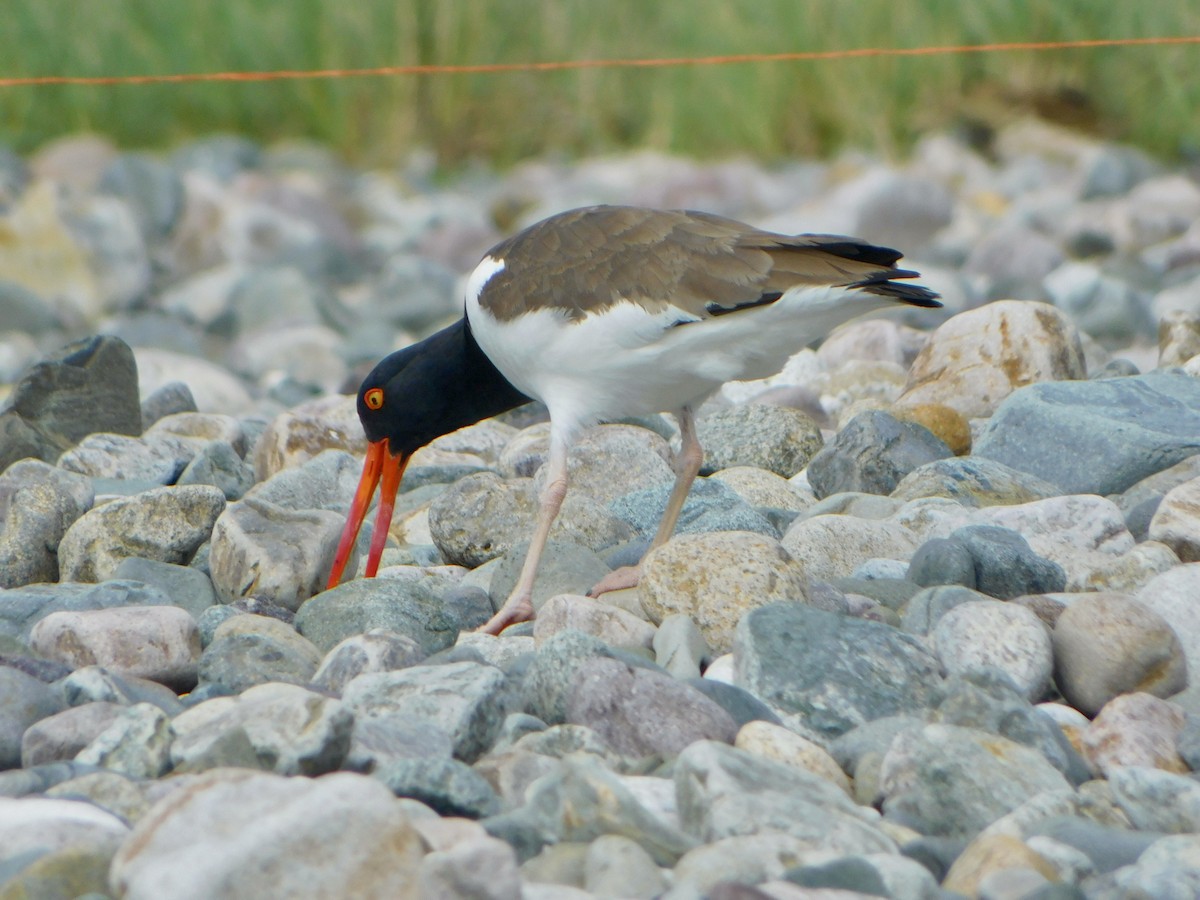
[640,531,808,654]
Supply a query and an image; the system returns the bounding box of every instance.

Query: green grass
[3,1,1198,168]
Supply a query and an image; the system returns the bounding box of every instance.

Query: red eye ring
[364,387,384,410]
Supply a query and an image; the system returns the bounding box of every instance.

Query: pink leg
[478,434,570,634]
[588,407,704,596]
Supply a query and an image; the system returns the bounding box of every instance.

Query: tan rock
[899,300,1085,419]
[30,606,200,690]
[144,412,246,454]
[734,721,852,795]
[640,531,808,653]
[208,497,347,610]
[1052,594,1187,715]
[213,614,323,670]
[709,466,812,512]
[57,484,225,582]
[533,594,656,652]
[1084,541,1181,593]
[1148,475,1200,562]
[253,394,364,481]
[1159,310,1200,367]
[1082,692,1187,776]
[943,834,1058,897]
[781,515,919,583]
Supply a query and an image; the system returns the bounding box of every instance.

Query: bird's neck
[435,317,530,432]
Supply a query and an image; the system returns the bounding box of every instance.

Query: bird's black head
[354,316,530,454]
[356,343,436,454]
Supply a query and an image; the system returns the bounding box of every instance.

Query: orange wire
[1,35,1198,88]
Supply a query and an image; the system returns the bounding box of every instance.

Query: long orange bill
[326,439,410,589]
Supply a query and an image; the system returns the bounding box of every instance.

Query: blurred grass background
[3,0,1198,167]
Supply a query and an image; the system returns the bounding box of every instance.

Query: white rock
[932,600,1054,700]
[110,770,425,900]
[30,606,200,690]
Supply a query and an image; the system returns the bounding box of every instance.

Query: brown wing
[476,205,938,322]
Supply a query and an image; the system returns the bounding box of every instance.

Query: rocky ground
[2,122,1200,899]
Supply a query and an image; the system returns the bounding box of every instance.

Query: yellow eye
[364,387,385,410]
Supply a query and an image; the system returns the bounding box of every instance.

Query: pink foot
[476,596,535,635]
[587,564,642,597]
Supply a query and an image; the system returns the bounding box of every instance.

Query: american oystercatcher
[327,205,940,634]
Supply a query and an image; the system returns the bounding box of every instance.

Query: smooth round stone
[374,756,501,818]
[133,347,256,415]
[29,605,201,691]
[807,409,952,499]
[816,314,926,372]
[821,361,910,428]
[296,578,463,656]
[60,665,183,715]
[535,424,674,506]
[427,473,540,569]
[20,702,123,767]
[734,721,851,794]
[175,441,255,501]
[932,672,1089,785]
[782,515,919,583]
[708,466,811,512]
[640,531,808,654]
[109,770,424,898]
[942,834,1058,899]
[584,834,668,899]
[1134,564,1200,680]
[112,558,217,618]
[964,223,1064,289]
[972,494,1135,589]
[0,795,128,869]
[672,833,821,894]
[566,656,738,758]
[144,412,245,454]
[909,525,1065,600]
[497,423,552,477]
[487,541,614,617]
[900,585,989,635]
[932,600,1053,701]
[1147,475,1200,563]
[696,404,824,477]
[342,661,508,763]
[199,615,323,694]
[611,477,779,540]
[1052,594,1187,715]
[1083,541,1181,593]
[1081,693,1188,776]
[533,594,655,652]
[899,300,1084,419]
